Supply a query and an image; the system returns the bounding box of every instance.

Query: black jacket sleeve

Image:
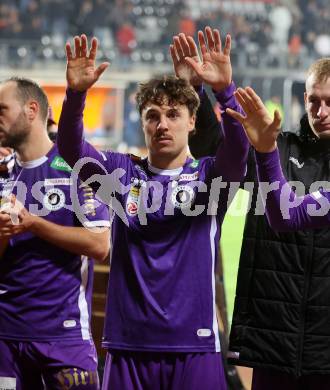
[189,89,221,158]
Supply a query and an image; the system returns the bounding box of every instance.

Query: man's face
[141,101,195,159]
[0,83,30,149]
[304,75,330,139]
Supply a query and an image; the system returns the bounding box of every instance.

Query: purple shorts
[252,367,330,390]
[102,350,227,390]
[0,339,99,390]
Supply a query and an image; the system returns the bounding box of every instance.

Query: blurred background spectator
[1,0,328,148]
[1,0,329,70]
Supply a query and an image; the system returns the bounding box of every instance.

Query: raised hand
[226,87,282,153]
[184,26,232,92]
[170,33,202,86]
[65,34,109,92]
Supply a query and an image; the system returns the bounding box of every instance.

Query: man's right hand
[226,87,282,153]
[65,34,110,92]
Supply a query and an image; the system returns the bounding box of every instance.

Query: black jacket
[190,106,330,376]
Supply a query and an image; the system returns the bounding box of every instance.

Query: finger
[173,36,184,59]
[178,33,191,57]
[89,37,98,60]
[169,45,180,70]
[226,108,246,124]
[187,36,199,58]
[213,29,222,52]
[223,34,231,56]
[197,30,207,58]
[245,87,265,110]
[74,35,81,57]
[81,34,88,57]
[272,110,282,129]
[185,57,202,76]
[236,88,256,113]
[95,63,110,80]
[205,26,215,51]
[234,89,250,112]
[65,42,73,61]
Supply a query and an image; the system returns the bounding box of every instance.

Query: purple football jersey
[255,148,330,230]
[0,144,109,341]
[57,84,248,352]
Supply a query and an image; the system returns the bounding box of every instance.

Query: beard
[0,111,30,149]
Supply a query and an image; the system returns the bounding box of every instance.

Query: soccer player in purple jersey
[57,27,249,389]
[0,77,110,390]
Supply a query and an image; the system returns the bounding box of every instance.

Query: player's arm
[227,86,330,231]
[57,34,110,182]
[19,206,110,261]
[184,27,249,182]
[170,32,221,158]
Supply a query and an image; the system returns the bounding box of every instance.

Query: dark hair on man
[4,77,49,123]
[136,75,200,116]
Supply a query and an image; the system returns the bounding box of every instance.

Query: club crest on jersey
[189,159,199,169]
[171,184,195,209]
[43,188,66,211]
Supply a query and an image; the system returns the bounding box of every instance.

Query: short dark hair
[4,77,49,123]
[136,75,200,116]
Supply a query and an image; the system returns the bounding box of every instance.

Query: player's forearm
[214,82,249,181]
[28,216,110,261]
[57,88,86,168]
[256,149,330,231]
[57,88,109,184]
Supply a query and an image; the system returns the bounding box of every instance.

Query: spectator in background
[178,9,196,38]
[116,22,136,69]
[269,0,292,50]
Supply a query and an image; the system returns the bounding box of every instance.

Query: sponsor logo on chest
[50,156,72,172]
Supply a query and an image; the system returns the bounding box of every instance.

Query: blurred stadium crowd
[0,0,329,70]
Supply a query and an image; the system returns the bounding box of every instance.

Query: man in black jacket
[190,58,330,390]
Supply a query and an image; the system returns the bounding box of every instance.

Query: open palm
[185,26,232,91]
[226,87,282,153]
[170,33,202,86]
[66,35,109,91]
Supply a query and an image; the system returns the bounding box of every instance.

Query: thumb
[226,108,245,124]
[184,57,201,75]
[270,110,282,134]
[273,110,282,127]
[95,62,110,80]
